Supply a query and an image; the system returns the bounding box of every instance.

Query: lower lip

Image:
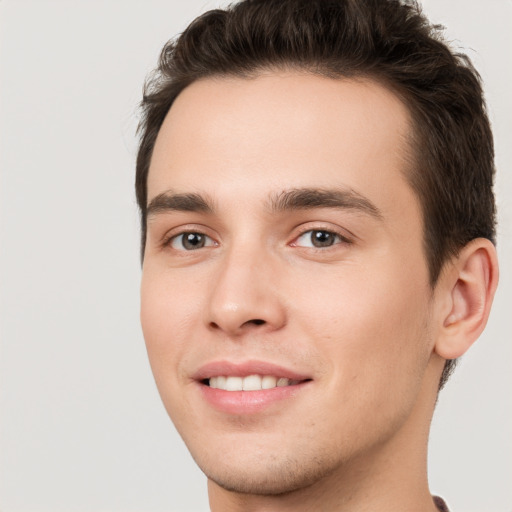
[199,382,310,415]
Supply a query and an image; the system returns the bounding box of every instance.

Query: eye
[293,229,348,248]
[169,232,216,251]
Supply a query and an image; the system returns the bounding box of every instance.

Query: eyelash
[291,228,353,249]
[163,231,217,251]
[162,226,352,253]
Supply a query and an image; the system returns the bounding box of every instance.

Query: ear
[434,238,499,360]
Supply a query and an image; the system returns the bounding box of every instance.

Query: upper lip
[192,360,311,381]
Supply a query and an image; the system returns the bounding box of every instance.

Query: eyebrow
[146,191,214,218]
[146,187,382,219]
[269,188,383,219]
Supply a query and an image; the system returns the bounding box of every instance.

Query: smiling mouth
[197,364,312,413]
[205,375,308,391]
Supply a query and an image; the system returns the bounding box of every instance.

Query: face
[141,73,438,495]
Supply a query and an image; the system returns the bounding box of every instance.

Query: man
[136,0,499,510]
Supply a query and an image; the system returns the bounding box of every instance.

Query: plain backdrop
[0,1,510,511]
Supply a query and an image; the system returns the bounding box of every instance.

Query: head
[136,0,496,390]
[136,0,498,502]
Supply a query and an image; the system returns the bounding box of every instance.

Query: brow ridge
[146,187,382,219]
[269,187,382,218]
[147,191,214,217]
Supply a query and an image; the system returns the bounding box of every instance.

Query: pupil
[183,233,205,250]
[312,230,334,247]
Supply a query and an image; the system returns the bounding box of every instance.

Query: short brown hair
[136,0,496,388]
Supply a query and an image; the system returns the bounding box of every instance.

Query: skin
[140,72,498,511]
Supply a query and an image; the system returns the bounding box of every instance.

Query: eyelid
[289,225,354,248]
[161,224,219,249]
[157,222,353,251]
[171,233,217,251]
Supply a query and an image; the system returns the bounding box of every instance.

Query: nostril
[208,318,265,331]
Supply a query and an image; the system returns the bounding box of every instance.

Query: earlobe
[435,238,499,360]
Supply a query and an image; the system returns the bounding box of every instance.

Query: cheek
[140,267,207,427]
[291,261,433,389]
[290,266,433,448]
[140,268,198,383]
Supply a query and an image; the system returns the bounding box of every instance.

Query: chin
[195,448,343,496]
[205,467,320,496]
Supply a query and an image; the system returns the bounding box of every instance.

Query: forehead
[148,72,417,219]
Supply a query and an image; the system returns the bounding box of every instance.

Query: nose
[205,245,287,336]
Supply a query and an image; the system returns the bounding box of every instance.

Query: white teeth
[208,374,297,391]
[261,375,277,389]
[225,376,243,391]
[209,376,226,389]
[243,375,262,391]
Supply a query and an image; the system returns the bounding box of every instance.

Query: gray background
[0,1,510,511]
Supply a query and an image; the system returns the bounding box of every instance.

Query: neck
[208,357,444,512]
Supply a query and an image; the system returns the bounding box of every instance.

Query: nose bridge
[205,237,285,335]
